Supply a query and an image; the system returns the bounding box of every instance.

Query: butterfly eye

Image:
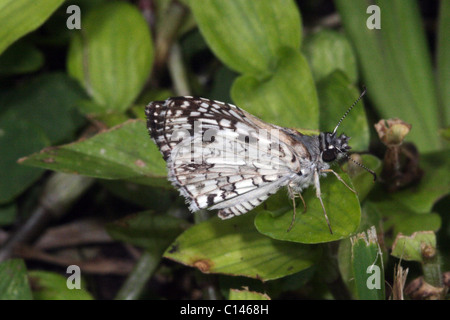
[322,149,336,162]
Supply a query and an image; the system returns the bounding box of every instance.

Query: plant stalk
[0,173,94,263]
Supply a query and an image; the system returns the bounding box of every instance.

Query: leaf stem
[152,2,188,75]
[0,173,93,263]
[168,42,191,96]
[114,250,161,300]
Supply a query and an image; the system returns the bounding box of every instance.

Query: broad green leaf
[218,275,266,297]
[365,200,441,248]
[0,40,43,75]
[164,213,321,281]
[385,150,450,213]
[31,0,108,47]
[0,259,33,300]
[343,154,382,202]
[350,226,385,300]
[228,288,270,300]
[136,89,174,107]
[93,112,131,128]
[221,266,315,298]
[358,201,383,235]
[0,0,65,55]
[391,231,436,263]
[437,1,450,126]
[440,127,450,141]
[391,231,442,289]
[28,271,93,300]
[210,66,238,103]
[19,120,168,185]
[0,112,49,203]
[317,71,369,151]
[0,202,16,226]
[254,166,360,244]
[303,30,358,83]
[189,0,301,77]
[107,211,190,254]
[101,180,176,210]
[232,47,319,130]
[336,0,441,152]
[0,73,86,144]
[67,2,154,113]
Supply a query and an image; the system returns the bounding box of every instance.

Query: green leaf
[28,271,93,300]
[30,0,108,47]
[67,1,154,113]
[0,259,33,300]
[391,231,443,289]
[303,30,358,83]
[0,112,49,203]
[0,0,65,54]
[164,213,321,281]
[189,0,301,77]
[210,66,238,102]
[336,0,442,152]
[350,226,385,300]
[385,150,450,214]
[440,127,450,141]
[93,111,131,128]
[437,1,450,126]
[337,238,355,295]
[228,288,270,300]
[0,202,17,226]
[391,231,436,263]
[101,180,175,210]
[0,73,87,144]
[365,200,441,247]
[0,40,44,75]
[317,71,369,151]
[232,47,319,130]
[255,166,360,244]
[343,154,382,202]
[19,120,168,185]
[107,211,190,254]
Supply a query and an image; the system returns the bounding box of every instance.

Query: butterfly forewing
[145,97,301,219]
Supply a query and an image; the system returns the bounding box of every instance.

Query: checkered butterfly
[145,92,374,234]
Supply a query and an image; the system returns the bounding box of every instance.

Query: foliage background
[0,0,448,300]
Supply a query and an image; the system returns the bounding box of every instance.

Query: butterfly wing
[146,97,305,218]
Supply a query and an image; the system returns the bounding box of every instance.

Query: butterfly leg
[287,185,307,232]
[321,169,357,194]
[287,185,296,232]
[314,170,333,234]
[298,192,307,213]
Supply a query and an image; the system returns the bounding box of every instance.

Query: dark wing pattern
[145,97,302,218]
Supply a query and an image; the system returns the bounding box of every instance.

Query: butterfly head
[317,87,377,181]
[318,87,365,163]
[319,132,351,163]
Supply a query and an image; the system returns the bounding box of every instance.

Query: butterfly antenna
[345,154,377,182]
[332,86,367,135]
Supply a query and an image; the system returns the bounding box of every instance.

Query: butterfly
[145,89,375,234]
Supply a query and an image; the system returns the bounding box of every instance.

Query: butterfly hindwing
[146,97,301,218]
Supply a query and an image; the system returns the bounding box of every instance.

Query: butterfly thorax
[287,131,350,193]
